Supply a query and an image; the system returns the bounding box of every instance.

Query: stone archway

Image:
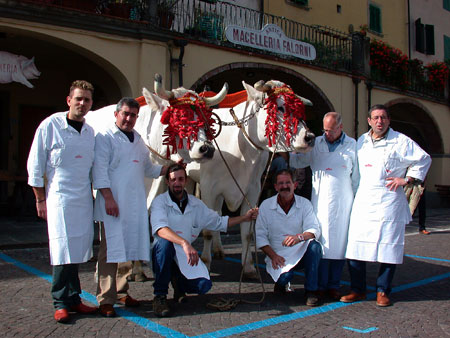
[386,98,443,154]
[191,62,333,136]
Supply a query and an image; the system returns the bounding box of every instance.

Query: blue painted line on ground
[2,251,450,338]
[342,326,378,333]
[0,252,185,338]
[405,254,450,263]
[223,256,375,290]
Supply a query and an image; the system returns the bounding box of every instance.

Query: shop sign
[225,24,316,61]
[0,51,41,88]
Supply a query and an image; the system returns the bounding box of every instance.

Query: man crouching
[150,164,258,317]
[256,169,322,306]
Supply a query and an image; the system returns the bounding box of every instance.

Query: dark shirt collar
[169,189,188,213]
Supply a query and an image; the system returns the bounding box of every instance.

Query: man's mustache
[280,188,290,192]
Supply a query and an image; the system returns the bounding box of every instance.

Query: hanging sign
[0,51,41,88]
[225,24,316,61]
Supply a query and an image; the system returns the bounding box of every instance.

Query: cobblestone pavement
[0,209,449,337]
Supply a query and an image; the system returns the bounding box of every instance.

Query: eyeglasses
[370,116,389,121]
[119,111,138,118]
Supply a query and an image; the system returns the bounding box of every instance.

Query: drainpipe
[407,0,411,58]
[170,39,188,87]
[366,81,373,112]
[260,0,264,29]
[353,77,361,139]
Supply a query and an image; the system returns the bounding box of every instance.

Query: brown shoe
[305,291,320,307]
[340,291,366,303]
[153,295,171,317]
[70,302,97,314]
[419,229,431,235]
[327,288,341,300]
[99,304,116,317]
[54,308,70,323]
[376,292,391,307]
[117,295,140,307]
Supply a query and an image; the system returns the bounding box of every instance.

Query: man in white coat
[341,104,431,307]
[255,169,322,306]
[290,112,358,301]
[27,80,98,323]
[93,97,167,317]
[150,164,258,317]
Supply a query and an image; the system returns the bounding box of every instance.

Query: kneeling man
[150,164,258,317]
[256,169,322,306]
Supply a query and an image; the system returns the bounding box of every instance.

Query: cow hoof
[213,251,225,260]
[243,270,258,280]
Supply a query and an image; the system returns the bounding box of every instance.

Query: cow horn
[203,83,229,107]
[296,94,313,106]
[254,80,272,92]
[154,73,174,100]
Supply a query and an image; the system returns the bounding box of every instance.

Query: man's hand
[181,241,199,266]
[270,254,286,269]
[386,177,408,191]
[282,235,301,247]
[245,207,259,221]
[104,196,119,217]
[36,200,47,220]
[99,188,119,217]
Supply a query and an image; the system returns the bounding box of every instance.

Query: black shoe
[153,295,171,317]
[171,276,187,303]
[305,291,320,307]
[274,282,294,295]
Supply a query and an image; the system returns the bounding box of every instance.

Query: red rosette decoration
[264,85,306,148]
[160,93,216,157]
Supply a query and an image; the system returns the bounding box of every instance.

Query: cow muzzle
[200,141,215,159]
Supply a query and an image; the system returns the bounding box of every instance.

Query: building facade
[0,0,448,214]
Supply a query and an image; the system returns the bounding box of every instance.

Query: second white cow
[187,80,315,279]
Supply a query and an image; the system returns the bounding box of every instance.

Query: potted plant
[157,0,177,29]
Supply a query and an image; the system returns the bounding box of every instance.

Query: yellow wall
[263,0,408,52]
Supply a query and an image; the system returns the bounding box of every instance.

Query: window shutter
[425,24,435,55]
[369,5,381,33]
[444,0,450,11]
[444,35,450,61]
[415,18,425,53]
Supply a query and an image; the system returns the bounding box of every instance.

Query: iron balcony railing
[14,0,448,102]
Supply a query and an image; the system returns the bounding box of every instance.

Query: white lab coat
[255,194,321,282]
[290,133,358,259]
[93,124,162,263]
[27,112,95,265]
[150,191,229,280]
[346,128,431,264]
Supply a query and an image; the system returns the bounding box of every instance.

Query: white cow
[186,80,315,279]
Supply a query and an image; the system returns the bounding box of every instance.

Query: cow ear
[143,87,165,112]
[242,81,262,104]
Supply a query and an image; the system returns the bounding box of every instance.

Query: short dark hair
[274,169,294,184]
[165,163,187,180]
[116,97,140,113]
[69,80,94,97]
[368,104,390,119]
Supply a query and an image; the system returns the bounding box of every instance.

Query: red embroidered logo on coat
[75,155,82,158]
[133,160,139,163]
[365,164,373,167]
[176,231,183,234]
[326,168,332,171]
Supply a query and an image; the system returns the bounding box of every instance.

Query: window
[425,24,435,55]
[444,0,450,11]
[415,18,424,53]
[444,35,450,60]
[290,0,308,6]
[369,4,382,33]
[415,19,435,55]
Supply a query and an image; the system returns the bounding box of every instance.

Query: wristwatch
[297,234,304,242]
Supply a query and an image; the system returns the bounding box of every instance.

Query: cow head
[143,74,227,163]
[244,79,315,153]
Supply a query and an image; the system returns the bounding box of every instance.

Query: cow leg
[201,194,224,270]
